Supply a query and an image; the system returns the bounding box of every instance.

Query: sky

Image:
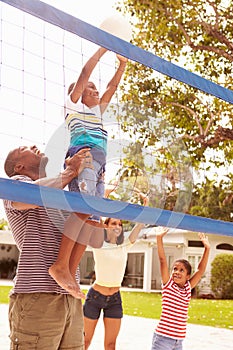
[44,0,119,26]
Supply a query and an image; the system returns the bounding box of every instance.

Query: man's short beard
[39,156,49,173]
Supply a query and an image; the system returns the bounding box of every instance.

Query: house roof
[137,226,187,245]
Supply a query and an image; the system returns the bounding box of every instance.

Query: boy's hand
[116,54,128,63]
[198,232,210,249]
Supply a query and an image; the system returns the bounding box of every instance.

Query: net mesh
[0,0,233,237]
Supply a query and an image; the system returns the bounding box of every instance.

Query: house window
[168,255,174,274]
[216,243,233,251]
[135,254,144,275]
[187,255,202,273]
[127,253,144,275]
[86,256,94,272]
[188,240,204,247]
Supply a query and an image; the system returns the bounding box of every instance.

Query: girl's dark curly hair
[173,259,192,275]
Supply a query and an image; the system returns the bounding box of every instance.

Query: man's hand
[65,148,91,177]
[81,151,94,171]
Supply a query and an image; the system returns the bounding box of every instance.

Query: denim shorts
[151,333,183,350]
[83,287,123,320]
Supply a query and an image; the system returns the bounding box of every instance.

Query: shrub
[211,253,233,299]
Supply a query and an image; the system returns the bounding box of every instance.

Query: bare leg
[69,242,87,277]
[103,317,121,350]
[49,212,89,298]
[69,241,87,299]
[67,219,104,298]
[84,316,99,349]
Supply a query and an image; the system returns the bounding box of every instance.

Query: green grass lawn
[0,286,12,304]
[121,291,233,329]
[1,286,232,329]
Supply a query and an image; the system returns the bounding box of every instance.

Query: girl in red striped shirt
[151,227,210,350]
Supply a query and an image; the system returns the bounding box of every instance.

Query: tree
[111,0,233,214]
[190,175,233,221]
[211,253,233,299]
[0,218,8,230]
[116,0,233,169]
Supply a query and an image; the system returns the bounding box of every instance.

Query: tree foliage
[112,0,233,215]
[190,175,233,221]
[116,0,233,168]
[211,253,233,299]
[0,218,8,230]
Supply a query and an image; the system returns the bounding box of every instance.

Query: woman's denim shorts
[83,287,123,320]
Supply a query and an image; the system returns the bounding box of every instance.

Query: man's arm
[12,148,90,210]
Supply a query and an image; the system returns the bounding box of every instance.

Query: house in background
[1,227,233,295]
[79,226,233,295]
[0,230,19,279]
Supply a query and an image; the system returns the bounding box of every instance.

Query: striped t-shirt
[65,98,108,160]
[3,175,79,294]
[155,276,191,339]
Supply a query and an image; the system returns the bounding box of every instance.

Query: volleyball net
[0,0,233,237]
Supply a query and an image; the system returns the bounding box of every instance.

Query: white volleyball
[99,14,132,41]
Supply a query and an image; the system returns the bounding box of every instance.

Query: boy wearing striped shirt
[49,46,127,298]
[151,227,210,350]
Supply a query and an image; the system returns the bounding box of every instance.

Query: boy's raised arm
[70,47,107,103]
[100,54,128,113]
